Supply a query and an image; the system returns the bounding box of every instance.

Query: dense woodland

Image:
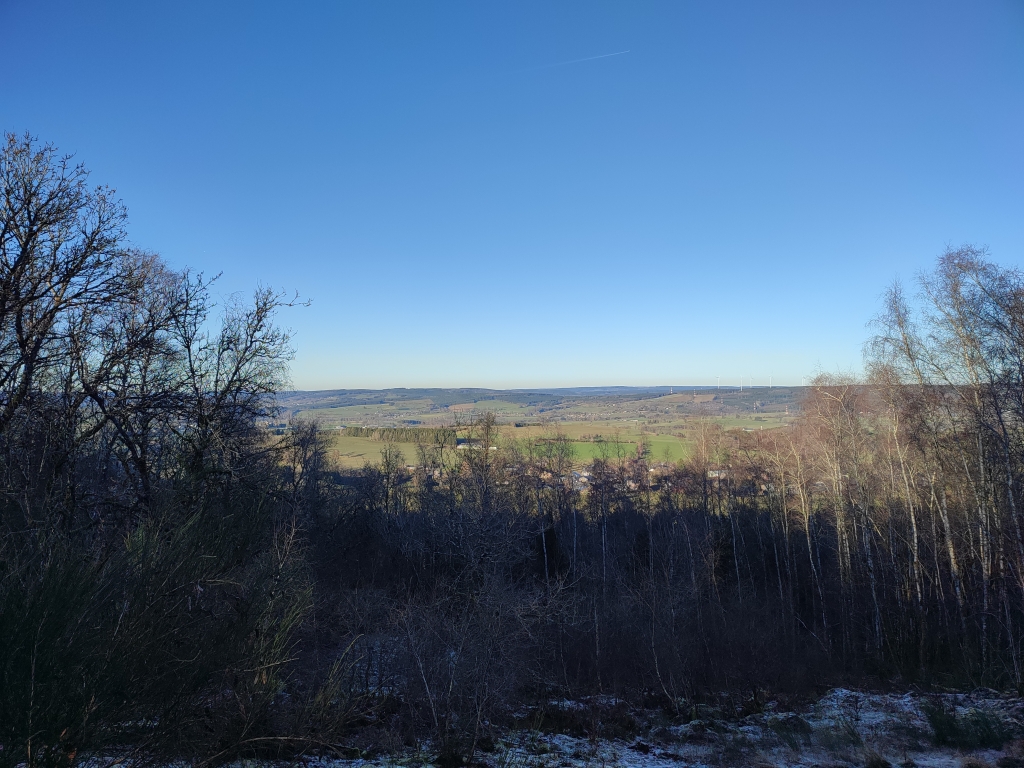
[3,134,1024,767]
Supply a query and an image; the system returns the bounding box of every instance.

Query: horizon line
[280,383,807,393]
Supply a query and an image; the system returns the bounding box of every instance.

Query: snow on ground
[304,688,1024,767]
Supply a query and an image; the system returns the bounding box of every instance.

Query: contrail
[522,50,630,72]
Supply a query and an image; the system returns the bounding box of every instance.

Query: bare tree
[0,133,129,433]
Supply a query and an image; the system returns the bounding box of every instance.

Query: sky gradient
[2,1,1022,389]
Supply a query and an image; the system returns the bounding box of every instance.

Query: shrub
[817,717,863,752]
[923,700,1009,751]
[769,714,813,749]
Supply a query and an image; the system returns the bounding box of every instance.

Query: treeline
[340,425,449,442]
[312,246,1024,760]
[0,135,344,767]
[3,132,1023,768]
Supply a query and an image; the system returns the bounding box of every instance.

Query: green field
[326,429,692,468]
[284,386,799,468]
[330,433,423,467]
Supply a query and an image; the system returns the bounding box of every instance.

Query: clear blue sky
[2,1,1022,389]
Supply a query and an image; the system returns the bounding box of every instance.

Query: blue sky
[2,1,1022,389]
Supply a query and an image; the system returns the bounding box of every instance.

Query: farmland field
[330,433,423,467]
[279,386,801,468]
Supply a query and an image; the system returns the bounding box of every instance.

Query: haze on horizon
[2,1,1022,390]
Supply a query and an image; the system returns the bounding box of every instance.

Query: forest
[3,133,1024,767]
